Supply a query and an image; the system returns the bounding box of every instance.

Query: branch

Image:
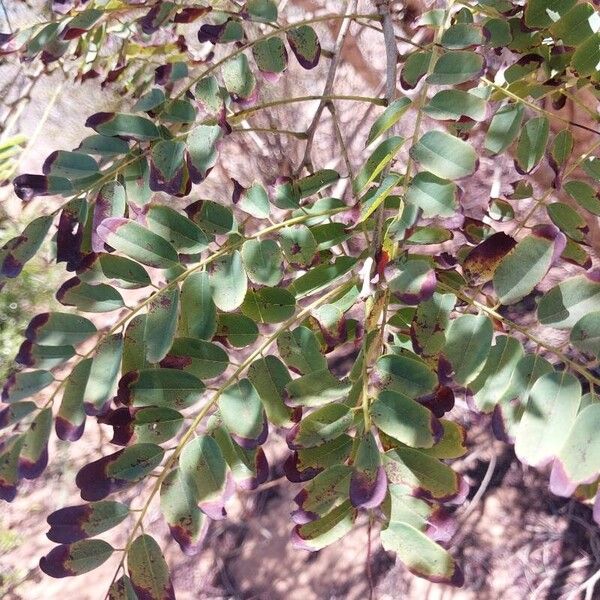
[371,0,398,257]
[295,0,360,175]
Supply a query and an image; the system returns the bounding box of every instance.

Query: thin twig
[371,0,398,257]
[295,0,359,175]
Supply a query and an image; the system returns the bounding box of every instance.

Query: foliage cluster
[1,0,600,596]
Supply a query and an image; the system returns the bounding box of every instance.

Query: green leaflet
[179,435,228,505]
[164,338,228,379]
[118,369,205,409]
[144,288,179,364]
[538,274,600,329]
[493,228,564,305]
[515,371,581,468]
[515,117,549,174]
[209,250,247,312]
[366,98,411,145]
[353,136,405,195]
[277,326,327,374]
[424,89,487,122]
[381,523,462,585]
[570,312,600,358]
[247,356,294,427]
[444,315,493,385]
[127,534,175,600]
[218,379,265,442]
[145,205,210,254]
[426,50,484,85]
[374,353,437,398]
[371,390,440,448]
[85,334,123,414]
[557,404,600,485]
[406,172,457,218]
[180,272,217,340]
[484,103,524,155]
[410,131,477,180]
[241,288,296,323]
[470,336,524,413]
[97,218,178,269]
[241,239,283,286]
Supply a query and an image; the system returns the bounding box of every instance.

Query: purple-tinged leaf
[384,447,467,503]
[160,469,208,555]
[75,443,164,501]
[61,9,103,40]
[0,401,37,430]
[149,140,187,195]
[462,232,516,285]
[128,534,175,600]
[108,575,138,600]
[292,500,356,551]
[252,37,288,82]
[1,369,54,403]
[39,539,113,578]
[116,368,205,410]
[13,174,72,201]
[549,458,578,498]
[381,522,463,586]
[174,6,212,23]
[213,425,269,491]
[85,113,160,141]
[137,2,175,34]
[287,403,353,450]
[219,379,267,449]
[198,18,243,44]
[293,465,352,523]
[56,198,87,271]
[97,407,135,446]
[286,26,321,69]
[179,435,231,520]
[385,388,450,436]
[349,432,387,509]
[91,182,126,252]
[1,216,53,278]
[284,452,323,483]
[25,312,96,347]
[47,500,129,543]
[222,54,256,103]
[389,259,436,305]
[186,125,222,185]
[56,277,125,313]
[19,407,52,479]
[15,340,74,369]
[56,359,90,442]
[0,436,25,501]
[154,62,188,86]
[371,390,442,449]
